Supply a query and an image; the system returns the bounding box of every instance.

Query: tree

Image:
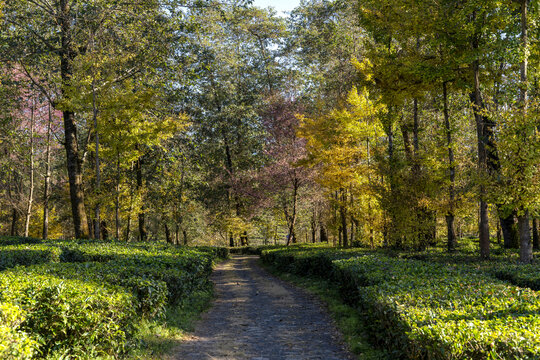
[298,87,385,247]
[2,0,176,238]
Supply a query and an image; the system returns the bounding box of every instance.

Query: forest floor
[173,255,356,360]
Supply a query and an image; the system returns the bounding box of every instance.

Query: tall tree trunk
[125,215,131,242]
[285,178,299,246]
[470,44,491,259]
[443,82,457,251]
[340,188,348,248]
[43,102,52,239]
[386,111,397,247]
[92,75,101,240]
[24,100,35,237]
[165,223,172,244]
[518,212,532,263]
[136,155,147,241]
[10,208,19,237]
[319,223,328,243]
[501,212,519,248]
[532,218,539,250]
[183,230,188,246]
[100,221,108,240]
[496,218,502,244]
[413,98,419,154]
[60,0,89,239]
[115,153,120,240]
[518,0,532,264]
[125,176,134,242]
[311,209,317,243]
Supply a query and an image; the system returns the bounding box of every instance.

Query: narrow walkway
[175,255,355,360]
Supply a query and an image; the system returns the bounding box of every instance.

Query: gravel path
[174,255,356,360]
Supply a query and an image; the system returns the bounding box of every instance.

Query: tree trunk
[43,102,52,239]
[320,223,328,243]
[10,208,19,237]
[532,218,539,250]
[92,76,101,240]
[340,189,348,248]
[115,153,120,240]
[443,82,457,251]
[496,219,502,245]
[125,215,131,242]
[100,221,108,240]
[518,0,531,264]
[478,199,490,259]
[501,212,519,248]
[518,212,532,263]
[125,182,134,242]
[165,223,172,244]
[24,100,35,237]
[413,98,419,154]
[183,230,188,246]
[385,111,398,247]
[470,53,490,259]
[285,178,299,246]
[311,209,317,243]
[60,0,89,239]
[136,155,146,241]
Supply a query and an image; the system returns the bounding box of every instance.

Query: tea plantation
[0,236,228,359]
[261,244,540,359]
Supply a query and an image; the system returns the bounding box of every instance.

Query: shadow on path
[174,255,355,360]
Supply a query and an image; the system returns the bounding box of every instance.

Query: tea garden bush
[262,245,540,359]
[0,237,228,359]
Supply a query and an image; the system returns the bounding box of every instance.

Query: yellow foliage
[298,87,385,190]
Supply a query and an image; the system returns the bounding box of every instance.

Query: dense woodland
[0,0,539,262]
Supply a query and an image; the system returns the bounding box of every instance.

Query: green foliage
[0,270,137,358]
[0,303,37,360]
[0,246,61,270]
[262,245,540,359]
[0,237,225,359]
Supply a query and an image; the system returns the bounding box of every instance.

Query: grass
[128,288,214,359]
[261,261,389,360]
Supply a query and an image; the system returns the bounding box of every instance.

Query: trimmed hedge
[0,237,41,246]
[0,238,225,359]
[0,303,37,360]
[0,270,137,358]
[262,246,540,360]
[0,246,62,271]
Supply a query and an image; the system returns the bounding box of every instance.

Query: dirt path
[174,255,356,360]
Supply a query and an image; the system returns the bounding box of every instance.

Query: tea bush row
[0,238,228,359]
[262,246,540,359]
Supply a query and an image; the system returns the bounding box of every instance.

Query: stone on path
[174,255,355,360]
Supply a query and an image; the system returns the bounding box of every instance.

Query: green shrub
[0,270,137,358]
[0,303,37,360]
[197,246,230,259]
[333,255,540,359]
[0,237,42,246]
[0,246,61,270]
[263,246,540,359]
[0,239,225,359]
